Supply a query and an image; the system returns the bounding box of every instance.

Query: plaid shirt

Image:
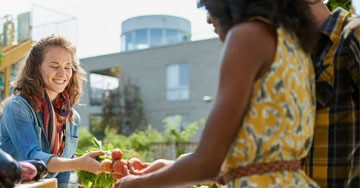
[303,8,360,188]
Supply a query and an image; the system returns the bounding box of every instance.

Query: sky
[1,0,360,58]
[1,0,216,58]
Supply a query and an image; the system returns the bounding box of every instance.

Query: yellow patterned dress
[220,22,318,188]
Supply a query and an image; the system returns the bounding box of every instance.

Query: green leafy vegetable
[77,137,115,187]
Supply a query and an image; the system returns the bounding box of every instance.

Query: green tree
[117,74,146,135]
[99,71,146,137]
[101,90,120,136]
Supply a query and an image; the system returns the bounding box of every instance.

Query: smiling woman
[0,34,108,188]
[39,46,73,102]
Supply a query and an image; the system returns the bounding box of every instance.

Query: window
[89,73,119,106]
[165,29,178,45]
[150,29,162,47]
[135,29,148,49]
[166,64,189,101]
[125,32,134,51]
[122,29,188,51]
[164,114,189,131]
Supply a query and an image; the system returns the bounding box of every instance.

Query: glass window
[179,64,189,86]
[178,32,184,42]
[165,29,178,45]
[135,29,148,49]
[90,73,119,106]
[167,65,179,89]
[125,32,134,51]
[166,64,189,101]
[150,29,162,47]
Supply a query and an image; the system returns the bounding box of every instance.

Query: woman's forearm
[46,156,82,173]
[46,151,104,174]
[135,153,219,188]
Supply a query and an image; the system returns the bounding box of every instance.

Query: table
[15,178,57,188]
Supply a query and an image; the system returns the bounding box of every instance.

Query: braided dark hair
[198,0,320,54]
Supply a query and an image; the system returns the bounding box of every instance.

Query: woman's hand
[77,150,105,174]
[127,158,149,175]
[128,158,173,175]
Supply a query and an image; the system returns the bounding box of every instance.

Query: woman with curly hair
[117,0,320,187]
[0,34,104,187]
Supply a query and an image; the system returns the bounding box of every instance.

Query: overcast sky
[1,0,359,58]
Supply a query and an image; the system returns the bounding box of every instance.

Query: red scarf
[33,91,71,156]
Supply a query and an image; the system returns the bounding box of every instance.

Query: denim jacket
[0,95,80,188]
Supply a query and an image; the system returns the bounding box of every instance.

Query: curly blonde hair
[12,34,86,123]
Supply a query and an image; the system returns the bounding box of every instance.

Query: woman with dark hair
[117,0,320,187]
[0,34,104,187]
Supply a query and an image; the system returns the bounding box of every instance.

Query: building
[77,15,222,140]
[120,15,191,52]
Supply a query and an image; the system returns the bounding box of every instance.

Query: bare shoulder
[228,21,276,44]
[229,20,276,38]
[223,20,277,69]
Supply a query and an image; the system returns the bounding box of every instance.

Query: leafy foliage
[76,126,95,153]
[77,137,142,187]
[102,125,162,161]
[76,117,204,187]
[77,116,203,162]
[325,0,354,15]
[163,117,202,143]
[76,138,116,188]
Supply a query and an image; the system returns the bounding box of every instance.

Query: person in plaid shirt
[304,1,360,187]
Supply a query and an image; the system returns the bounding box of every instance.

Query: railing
[149,141,198,160]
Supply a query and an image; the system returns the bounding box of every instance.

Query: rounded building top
[121,15,191,34]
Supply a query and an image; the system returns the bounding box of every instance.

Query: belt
[216,160,302,185]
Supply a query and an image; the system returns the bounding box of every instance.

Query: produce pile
[77,137,138,187]
[77,138,219,188]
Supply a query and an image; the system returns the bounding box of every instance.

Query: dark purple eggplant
[24,159,47,181]
[18,161,37,182]
[0,149,21,188]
